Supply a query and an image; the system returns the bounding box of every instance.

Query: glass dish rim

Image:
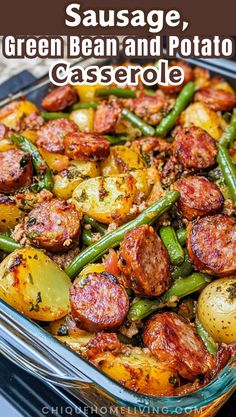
[1,299,236,414]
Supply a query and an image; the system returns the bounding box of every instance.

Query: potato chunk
[100,352,179,396]
[0,100,38,130]
[180,102,226,140]
[0,195,23,231]
[72,174,136,224]
[101,145,146,176]
[0,248,71,321]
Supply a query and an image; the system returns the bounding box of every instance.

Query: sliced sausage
[70,272,129,332]
[187,214,236,277]
[24,199,81,252]
[94,99,121,134]
[173,126,217,171]
[41,85,78,111]
[64,132,110,161]
[86,332,122,360]
[143,312,215,381]
[195,87,236,112]
[0,149,33,194]
[174,176,224,220]
[36,119,78,153]
[23,111,44,130]
[159,61,193,95]
[117,225,170,297]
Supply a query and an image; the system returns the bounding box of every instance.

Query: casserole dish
[0,53,236,417]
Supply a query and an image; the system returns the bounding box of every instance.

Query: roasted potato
[69,108,94,132]
[0,248,71,321]
[180,102,226,140]
[53,173,83,200]
[50,313,95,339]
[197,277,236,344]
[0,139,15,152]
[131,167,162,203]
[101,145,146,176]
[130,169,152,201]
[72,174,136,224]
[39,148,69,172]
[100,351,179,396]
[0,100,38,130]
[21,129,38,144]
[57,333,94,348]
[74,84,101,102]
[0,195,23,231]
[53,160,101,199]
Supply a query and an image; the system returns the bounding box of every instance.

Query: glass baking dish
[0,53,236,417]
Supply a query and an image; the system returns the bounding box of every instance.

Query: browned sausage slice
[0,149,33,194]
[41,85,78,111]
[117,225,170,297]
[23,111,44,130]
[86,332,122,360]
[173,126,217,171]
[187,214,236,277]
[174,176,224,220]
[37,119,78,153]
[195,87,236,111]
[70,272,129,332]
[94,99,121,134]
[64,132,110,161]
[143,312,215,381]
[24,199,81,252]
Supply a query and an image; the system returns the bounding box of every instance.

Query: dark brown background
[0,0,235,35]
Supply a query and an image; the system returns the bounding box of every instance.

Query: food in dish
[0,60,235,396]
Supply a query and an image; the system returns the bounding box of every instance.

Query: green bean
[162,273,211,301]
[41,112,70,120]
[171,252,193,280]
[155,82,196,137]
[128,298,161,322]
[95,88,137,99]
[104,135,128,145]
[83,215,106,234]
[159,226,185,266]
[220,109,236,146]
[0,235,22,253]
[128,272,211,321]
[71,102,98,111]
[11,134,54,191]
[81,229,94,246]
[195,317,217,355]
[217,144,236,203]
[222,112,232,123]
[122,108,155,137]
[65,190,180,279]
[176,227,187,246]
